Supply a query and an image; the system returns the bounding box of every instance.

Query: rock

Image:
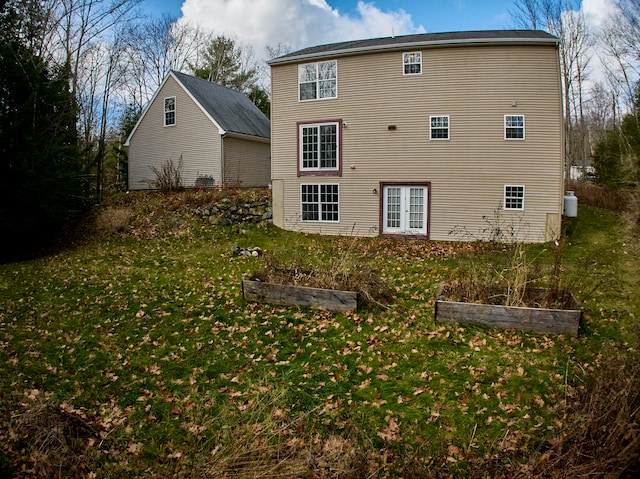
[232,246,263,257]
[262,212,273,220]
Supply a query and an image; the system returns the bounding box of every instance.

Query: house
[126,70,271,190]
[267,30,564,242]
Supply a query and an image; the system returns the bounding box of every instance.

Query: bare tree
[510,0,547,29]
[511,0,592,177]
[599,1,640,112]
[586,81,616,147]
[123,15,206,109]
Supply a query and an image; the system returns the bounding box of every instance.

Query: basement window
[504,185,525,210]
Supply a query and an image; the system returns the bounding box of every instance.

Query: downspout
[221,133,226,189]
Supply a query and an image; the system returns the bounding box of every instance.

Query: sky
[139,0,615,61]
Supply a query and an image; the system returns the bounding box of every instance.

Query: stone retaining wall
[193,194,273,226]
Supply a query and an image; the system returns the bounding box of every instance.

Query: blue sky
[141,0,515,33]
[137,0,609,66]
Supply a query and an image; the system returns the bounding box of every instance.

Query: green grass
[1,191,639,477]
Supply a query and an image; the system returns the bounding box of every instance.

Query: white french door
[383,185,428,235]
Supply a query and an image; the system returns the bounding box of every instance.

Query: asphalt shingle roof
[269,30,558,65]
[172,70,270,139]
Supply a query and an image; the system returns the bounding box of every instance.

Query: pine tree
[0,0,86,257]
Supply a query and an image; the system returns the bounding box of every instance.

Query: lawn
[1,190,639,478]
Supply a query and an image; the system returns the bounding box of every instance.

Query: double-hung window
[301,184,339,222]
[403,52,422,75]
[299,60,337,101]
[504,185,525,210]
[430,116,449,140]
[505,115,525,139]
[164,97,176,126]
[299,121,340,175]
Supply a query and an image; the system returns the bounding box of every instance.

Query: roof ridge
[170,69,249,96]
[268,29,558,65]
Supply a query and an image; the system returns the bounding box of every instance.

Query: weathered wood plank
[435,295,580,336]
[242,280,358,312]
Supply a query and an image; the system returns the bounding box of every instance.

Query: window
[299,60,337,101]
[505,115,525,139]
[382,184,429,236]
[301,184,339,222]
[403,52,422,75]
[164,97,176,126]
[299,121,340,175]
[504,185,525,210]
[430,116,449,140]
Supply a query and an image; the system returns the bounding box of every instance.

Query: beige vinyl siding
[223,136,271,187]
[128,75,222,190]
[271,43,563,242]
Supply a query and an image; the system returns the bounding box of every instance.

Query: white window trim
[164,96,176,127]
[298,60,338,102]
[430,115,450,140]
[403,52,422,76]
[504,114,525,140]
[299,121,340,173]
[504,184,525,211]
[300,183,340,223]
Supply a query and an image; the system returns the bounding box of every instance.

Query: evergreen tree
[0,0,85,258]
[193,35,257,90]
[192,35,270,117]
[247,85,271,118]
[592,113,640,188]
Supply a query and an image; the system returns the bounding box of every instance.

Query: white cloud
[582,0,616,28]
[180,0,425,60]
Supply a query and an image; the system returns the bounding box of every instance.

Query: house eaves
[124,73,174,147]
[268,30,559,66]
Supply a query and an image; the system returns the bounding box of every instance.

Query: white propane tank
[563,191,578,217]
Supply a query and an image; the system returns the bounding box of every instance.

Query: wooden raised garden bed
[242,279,358,313]
[435,286,581,336]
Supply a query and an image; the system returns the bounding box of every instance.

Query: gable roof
[125,71,270,146]
[268,30,559,65]
[171,71,270,139]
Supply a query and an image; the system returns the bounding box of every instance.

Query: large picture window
[164,97,176,126]
[298,121,340,175]
[504,185,525,210]
[299,60,337,101]
[301,184,339,222]
[505,115,525,139]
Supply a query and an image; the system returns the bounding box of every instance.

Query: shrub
[10,404,98,478]
[565,179,628,212]
[148,157,184,191]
